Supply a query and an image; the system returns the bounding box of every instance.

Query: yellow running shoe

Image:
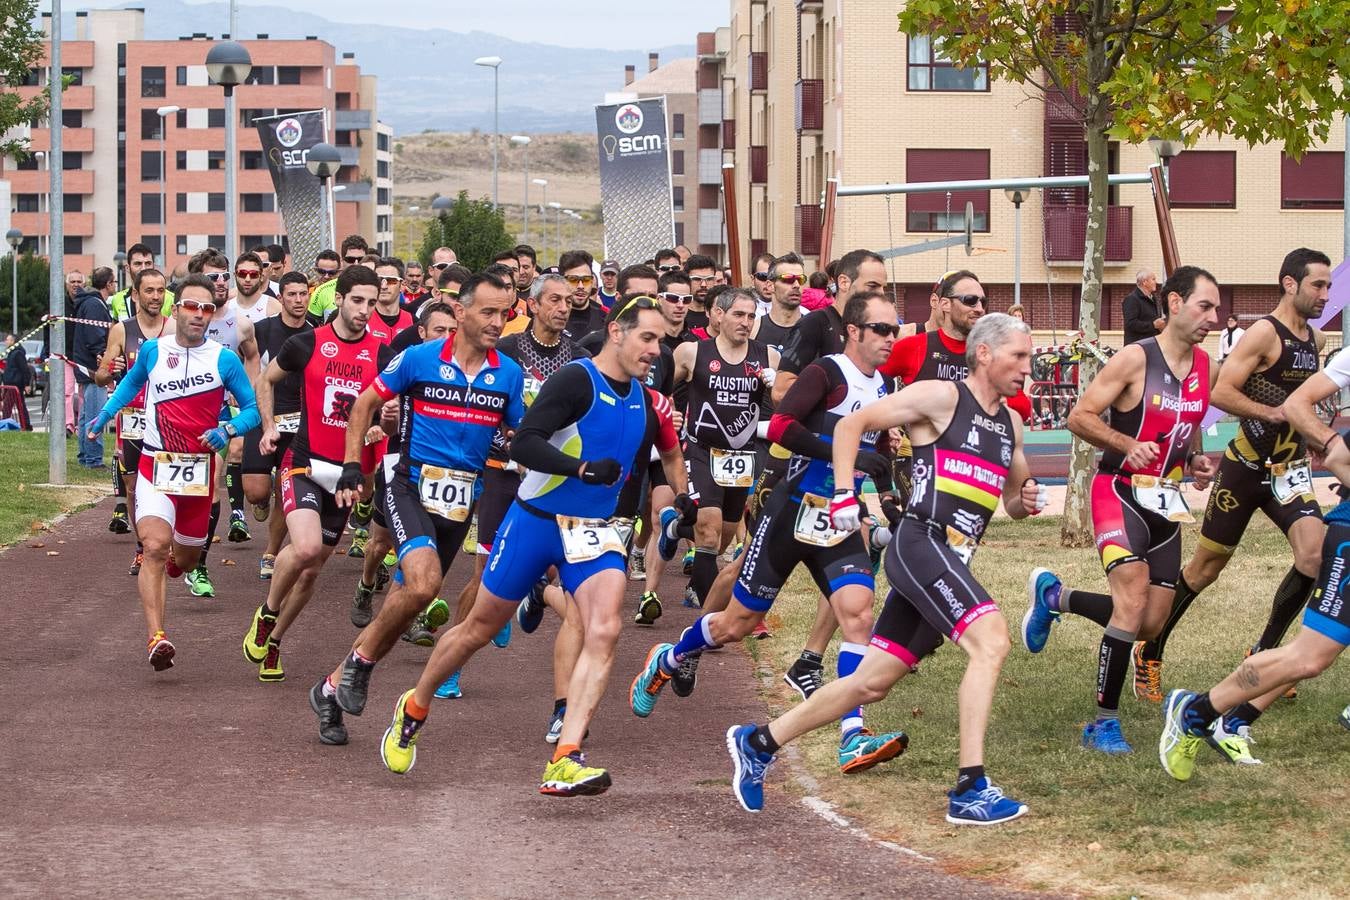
[540,752,612,796]
[258,640,284,683]
[380,689,425,775]
[1132,641,1163,704]
[1159,690,1205,782]
[422,597,451,631]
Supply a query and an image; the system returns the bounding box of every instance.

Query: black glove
[580,458,622,486]
[674,491,699,526]
[336,462,365,493]
[854,450,895,493]
[879,495,903,527]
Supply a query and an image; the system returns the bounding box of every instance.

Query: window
[22,67,41,87]
[65,236,83,255]
[62,109,82,128]
[62,67,84,86]
[673,113,685,139]
[241,151,266,170]
[242,193,275,213]
[175,109,186,129]
[377,133,390,152]
[1169,151,1236,209]
[15,194,41,213]
[141,66,166,97]
[63,194,82,213]
[907,35,988,92]
[672,150,685,175]
[209,193,226,213]
[905,148,990,231]
[141,193,162,225]
[277,66,302,85]
[141,109,163,140]
[675,222,685,246]
[673,186,685,212]
[140,235,162,258]
[208,150,224,171]
[176,150,187,170]
[1281,152,1344,210]
[142,150,162,182]
[377,160,390,179]
[246,67,274,85]
[377,188,391,205]
[176,65,188,86]
[62,152,83,170]
[16,155,39,171]
[208,108,225,129]
[175,193,187,213]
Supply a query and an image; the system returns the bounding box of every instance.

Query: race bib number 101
[418,466,476,522]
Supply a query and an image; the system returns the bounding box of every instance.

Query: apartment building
[721,0,1346,331]
[2,8,393,275]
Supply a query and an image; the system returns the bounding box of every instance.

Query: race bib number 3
[557,516,626,563]
[152,452,211,497]
[119,409,147,441]
[793,492,850,547]
[710,447,755,488]
[1131,475,1194,524]
[1269,459,1313,505]
[419,466,476,522]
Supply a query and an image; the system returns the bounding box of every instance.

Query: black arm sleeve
[769,362,835,461]
[508,364,597,475]
[275,330,316,374]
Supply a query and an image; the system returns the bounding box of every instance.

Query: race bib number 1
[418,466,475,522]
[793,492,850,547]
[152,452,211,497]
[1269,459,1313,505]
[119,409,147,441]
[710,447,755,488]
[556,516,626,563]
[1131,475,1194,524]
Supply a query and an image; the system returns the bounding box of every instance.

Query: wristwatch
[223,422,238,438]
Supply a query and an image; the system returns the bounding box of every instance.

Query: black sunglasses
[752,271,771,282]
[945,293,987,309]
[859,322,900,338]
[344,255,365,264]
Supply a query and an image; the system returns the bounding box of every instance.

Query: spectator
[801,270,833,311]
[71,266,115,467]
[1122,268,1162,345]
[1008,303,1025,322]
[2,333,32,429]
[1218,313,1245,362]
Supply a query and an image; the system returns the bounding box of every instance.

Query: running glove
[673,491,699,526]
[829,489,862,531]
[337,462,366,494]
[580,458,622,485]
[854,450,894,492]
[202,426,231,452]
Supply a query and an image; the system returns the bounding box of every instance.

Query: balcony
[722,118,735,148]
[337,145,361,167]
[62,211,96,235]
[6,168,95,195]
[796,0,823,10]
[748,52,767,92]
[29,127,95,153]
[62,85,95,111]
[795,204,822,257]
[1042,204,1133,262]
[698,208,725,246]
[698,148,722,186]
[334,108,373,131]
[334,182,372,202]
[698,88,722,126]
[795,78,823,133]
[749,145,767,185]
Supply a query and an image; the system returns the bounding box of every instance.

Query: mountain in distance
[99,0,694,134]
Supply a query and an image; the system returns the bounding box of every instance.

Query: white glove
[829,489,862,531]
[759,367,777,388]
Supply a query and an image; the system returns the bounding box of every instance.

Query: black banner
[596,97,675,265]
[254,110,329,273]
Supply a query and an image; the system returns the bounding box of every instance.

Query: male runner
[631,291,909,774]
[1023,266,1220,754]
[515,245,539,305]
[560,251,606,340]
[727,313,1044,823]
[241,266,389,682]
[309,235,370,318]
[751,252,805,357]
[87,275,260,670]
[598,259,620,308]
[367,258,416,345]
[109,243,175,321]
[749,251,776,317]
[230,251,280,324]
[1132,249,1329,710]
[400,261,430,313]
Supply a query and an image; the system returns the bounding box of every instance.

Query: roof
[627,58,697,96]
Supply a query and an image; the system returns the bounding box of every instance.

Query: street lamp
[112,250,127,291]
[474,56,503,210]
[432,194,454,250]
[305,141,343,250]
[405,205,420,257]
[1147,135,1183,190]
[1003,188,1034,309]
[155,104,180,266]
[511,135,531,240]
[531,178,548,255]
[6,228,22,335]
[205,40,252,261]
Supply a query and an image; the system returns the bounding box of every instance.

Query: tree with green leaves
[0,0,50,161]
[418,191,516,273]
[0,251,51,333]
[898,0,1350,545]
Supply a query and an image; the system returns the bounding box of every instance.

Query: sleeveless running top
[786,353,890,498]
[368,307,415,346]
[1234,315,1319,463]
[686,338,770,450]
[204,301,242,354]
[257,315,315,416]
[491,329,586,462]
[234,295,271,324]
[908,383,1014,543]
[1099,337,1210,480]
[755,314,801,357]
[913,329,969,384]
[121,315,168,411]
[292,323,387,468]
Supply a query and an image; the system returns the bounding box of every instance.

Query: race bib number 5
[152,452,211,497]
[710,447,755,488]
[556,516,627,563]
[793,492,850,547]
[419,466,476,522]
[1269,459,1313,505]
[1131,475,1194,524]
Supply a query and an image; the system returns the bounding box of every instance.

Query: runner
[1133,249,1329,711]
[240,266,390,682]
[515,245,539,306]
[309,235,370,319]
[751,252,804,360]
[377,295,686,796]
[1023,265,1220,755]
[109,243,174,321]
[399,261,430,314]
[598,259,620,308]
[560,251,606,340]
[749,251,776,318]
[366,257,417,345]
[630,291,909,775]
[230,251,281,325]
[726,313,1044,823]
[308,272,524,746]
[683,254,719,332]
[85,274,261,671]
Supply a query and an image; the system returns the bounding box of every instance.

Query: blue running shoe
[1022,567,1062,653]
[630,643,673,718]
[657,506,680,561]
[516,578,548,634]
[491,619,512,649]
[946,777,1028,826]
[1082,717,1133,755]
[434,671,462,699]
[726,725,775,812]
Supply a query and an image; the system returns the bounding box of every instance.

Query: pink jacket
[800,287,833,311]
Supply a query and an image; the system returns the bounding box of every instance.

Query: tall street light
[205,40,252,261]
[305,141,343,250]
[1003,189,1034,310]
[548,201,562,253]
[531,178,548,256]
[511,135,531,240]
[6,228,22,335]
[112,250,127,291]
[474,56,503,210]
[156,104,180,266]
[432,194,454,250]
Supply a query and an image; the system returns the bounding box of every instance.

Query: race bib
[557,515,626,563]
[609,516,635,552]
[119,409,147,441]
[152,451,211,497]
[1131,475,1194,524]
[793,492,850,547]
[945,526,976,566]
[523,375,544,407]
[419,466,476,522]
[1269,459,1313,505]
[274,412,300,435]
[710,447,755,488]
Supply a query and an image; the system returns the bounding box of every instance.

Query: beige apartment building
[720,0,1346,332]
[1,8,393,275]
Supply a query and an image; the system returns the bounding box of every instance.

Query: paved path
[0,499,1032,898]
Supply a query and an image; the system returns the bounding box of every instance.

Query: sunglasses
[205,272,231,283]
[429,262,451,270]
[659,292,694,305]
[689,274,716,284]
[379,276,403,286]
[752,271,771,282]
[315,267,338,278]
[565,274,596,287]
[439,288,460,297]
[609,294,661,321]
[179,299,217,314]
[656,264,682,272]
[775,274,806,286]
[945,293,987,308]
[235,270,262,280]
[344,255,365,264]
[858,322,900,338]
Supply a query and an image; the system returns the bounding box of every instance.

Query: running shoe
[540,752,612,797]
[308,679,349,745]
[242,604,278,663]
[1132,641,1163,703]
[251,499,270,523]
[1021,567,1061,653]
[682,586,701,609]
[516,578,548,634]
[259,640,284,683]
[1206,717,1261,766]
[633,590,662,627]
[347,526,369,558]
[184,565,215,598]
[629,548,647,581]
[258,553,276,581]
[630,643,673,718]
[128,550,143,576]
[546,706,566,744]
[227,509,252,543]
[1159,689,1206,782]
[946,777,1028,826]
[403,621,435,647]
[147,631,175,672]
[335,653,376,715]
[672,655,700,698]
[1339,702,1350,732]
[750,620,772,640]
[109,506,130,534]
[682,548,695,576]
[491,619,512,649]
[1082,718,1133,755]
[656,506,680,561]
[784,660,825,700]
[380,689,425,774]
[726,724,774,813]
[839,728,909,774]
[376,554,394,591]
[433,671,462,699]
[422,597,450,631]
[351,580,376,628]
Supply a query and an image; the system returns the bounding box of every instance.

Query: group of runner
[86,237,1348,822]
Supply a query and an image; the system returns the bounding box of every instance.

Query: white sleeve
[1326,348,1350,390]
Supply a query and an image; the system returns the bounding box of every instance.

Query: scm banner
[595,97,676,264]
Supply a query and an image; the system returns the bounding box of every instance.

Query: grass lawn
[751,514,1350,898]
[0,432,113,548]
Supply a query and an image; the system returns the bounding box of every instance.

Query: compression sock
[199,501,221,565]
[1182,692,1220,734]
[797,648,825,668]
[352,498,373,527]
[113,463,126,500]
[955,765,986,796]
[838,642,866,739]
[1062,589,1114,628]
[663,615,718,673]
[1223,701,1263,733]
[1140,574,1201,661]
[690,548,718,606]
[226,462,244,514]
[553,698,566,714]
[747,724,780,756]
[1254,566,1316,651]
[1096,626,1136,718]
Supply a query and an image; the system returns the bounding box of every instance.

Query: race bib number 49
[152,452,211,497]
[556,516,626,563]
[710,447,755,488]
[793,492,850,547]
[419,466,475,522]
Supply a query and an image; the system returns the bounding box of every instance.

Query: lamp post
[474,56,503,210]
[432,194,454,250]
[405,205,419,257]
[112,250,127,291]
[205,41,252,261]
[305,141,343,250]
[156,105,179,266]
[1003,188,1034,309]
[532,178,548,256]
[6,228,21,335]
[548,201,562,253]
[511,135,531,240]
[1147,136,1183,191]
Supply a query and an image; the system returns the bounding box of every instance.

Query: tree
[898,0,1350,545]
[0,251,52,333]
[418,191,516,272]
[0,0,51,161]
